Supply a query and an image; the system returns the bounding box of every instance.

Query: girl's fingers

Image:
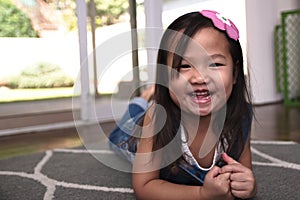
[221,163,244,174]
[208,166,221,178]
[218,172,231,181]
[230,180,249,190]
[220,154,256,199]
[230,171,253,182]
[229,173,256,199]
[222,152,239,165]
[220,153,245,174]
[231,189,251,199]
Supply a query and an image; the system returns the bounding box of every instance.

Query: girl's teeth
[191,91,212,104]
[192,91,210,97]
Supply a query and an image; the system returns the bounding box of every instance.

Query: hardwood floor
[251,103,300,142]
[0,103,299,159]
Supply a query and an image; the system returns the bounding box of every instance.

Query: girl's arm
[132,111,233,200]
[132,137,201,199]
[221,135,257,199]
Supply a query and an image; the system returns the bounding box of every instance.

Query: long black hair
[152,11,253,162]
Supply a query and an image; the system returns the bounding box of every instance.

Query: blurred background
[0,0,299,159]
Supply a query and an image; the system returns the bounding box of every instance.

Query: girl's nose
[190,68,206,84]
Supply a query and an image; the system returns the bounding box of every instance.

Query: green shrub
[4,75,19,89]
[0,0,38,37]
[5,62,74,88]
[20,62,60,76]
[88,0,129,26]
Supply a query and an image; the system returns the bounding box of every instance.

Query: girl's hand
[221,153,257,199]
[202,166,234,200]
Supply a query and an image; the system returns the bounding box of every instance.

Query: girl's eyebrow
[183,53,226,61]
[182,54,226,66]
[209,54,226,59]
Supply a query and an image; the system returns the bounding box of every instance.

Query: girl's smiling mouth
[189,89,212,104]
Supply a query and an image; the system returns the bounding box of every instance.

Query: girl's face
[169,27,235,116]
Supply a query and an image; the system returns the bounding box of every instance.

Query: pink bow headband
[200,10,239,41]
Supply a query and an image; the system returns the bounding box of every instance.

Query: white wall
[245,0,300,104]
[0,35,80,79]
[277,0,300,21]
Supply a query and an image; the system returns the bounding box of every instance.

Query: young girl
[109,10,257,200]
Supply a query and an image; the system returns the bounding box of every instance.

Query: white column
[144,0,163,83]
[76,0,94,121]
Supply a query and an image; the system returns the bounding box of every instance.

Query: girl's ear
[233,60,239,84]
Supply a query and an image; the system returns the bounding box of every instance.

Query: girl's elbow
[132,176,145,199]
[132,182,147,199]
[132,175,156,199]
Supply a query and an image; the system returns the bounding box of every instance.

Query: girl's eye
[209,63,224,67]
[177,64,191,69]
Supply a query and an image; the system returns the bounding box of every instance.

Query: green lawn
[0,87,77,102]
